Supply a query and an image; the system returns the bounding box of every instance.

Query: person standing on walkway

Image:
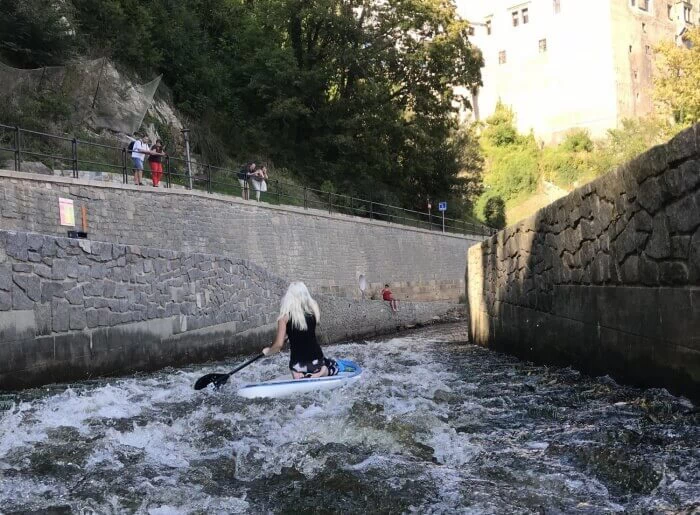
[238,162,255,200]
[148,139,166,187]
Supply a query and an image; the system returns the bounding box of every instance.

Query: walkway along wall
[468,124,700,401]
[0,230,459,389]
[0,170,483,302]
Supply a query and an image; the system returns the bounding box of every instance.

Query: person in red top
[148,139,166,187]
[381,284,399,312]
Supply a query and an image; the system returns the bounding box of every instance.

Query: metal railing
[0,123,495,237]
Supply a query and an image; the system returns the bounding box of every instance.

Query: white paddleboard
[237,360,362,399]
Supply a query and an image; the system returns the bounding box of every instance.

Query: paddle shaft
[227,353,265,377]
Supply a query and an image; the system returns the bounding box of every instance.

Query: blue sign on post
[438,201,447,212]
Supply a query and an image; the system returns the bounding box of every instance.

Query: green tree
[479,103,538,201]
[0,0,77,66]
[654,27,700,124]
[2,0,486,220]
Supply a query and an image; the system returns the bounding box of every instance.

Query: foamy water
[0,323,698,514]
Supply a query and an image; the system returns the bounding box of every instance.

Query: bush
[483,145,539,200]
[474,190,506,229]
[561,129,593,153]
[539,146,590,187]
[481,102,520,148]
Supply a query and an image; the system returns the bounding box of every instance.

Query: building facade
[459,0,696,143]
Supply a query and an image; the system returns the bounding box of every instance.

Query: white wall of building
[458,0,694,144]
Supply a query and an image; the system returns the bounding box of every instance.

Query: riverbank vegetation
[473,27,699,228]
[0,0,485,223]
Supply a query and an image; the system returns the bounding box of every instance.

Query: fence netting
[0,58,161,135]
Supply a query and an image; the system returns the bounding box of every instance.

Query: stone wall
[0,170,484,301]
[468,124,700,400]
[0,230,460,389]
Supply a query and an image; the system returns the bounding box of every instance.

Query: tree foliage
[0,0,485,218]
[474,104,684,227]
[479,102,538,200]
[654,27,700,125]
[0,0,78,67]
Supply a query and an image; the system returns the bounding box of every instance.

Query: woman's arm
[262,316,287,356]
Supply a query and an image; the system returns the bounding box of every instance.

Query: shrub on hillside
[474,190,506,229]
[539,131,594,187]
[561,129,594,153]
[483,144,539,200]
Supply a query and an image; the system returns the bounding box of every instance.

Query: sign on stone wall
[58,198,75,226]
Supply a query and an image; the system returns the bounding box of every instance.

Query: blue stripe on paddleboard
[238,363,362,391]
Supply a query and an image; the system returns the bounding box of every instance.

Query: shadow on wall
[469,124,700,400]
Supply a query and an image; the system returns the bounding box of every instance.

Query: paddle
[193,353,265,390]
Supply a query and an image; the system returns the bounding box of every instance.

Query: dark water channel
[0,323,698,514]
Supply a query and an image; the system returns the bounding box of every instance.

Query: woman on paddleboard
[262,282,340,379]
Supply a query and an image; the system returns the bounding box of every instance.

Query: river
[0,323,698,514]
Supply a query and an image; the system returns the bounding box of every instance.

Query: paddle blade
[193,373,231,390]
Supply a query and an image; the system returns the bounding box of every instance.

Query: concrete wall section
[0,230,460,389]
[0,170,483,301]
[468,124,700,400]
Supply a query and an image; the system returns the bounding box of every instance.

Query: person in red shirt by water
[381,284,399,312]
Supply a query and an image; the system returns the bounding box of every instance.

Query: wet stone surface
[0,323,698,514]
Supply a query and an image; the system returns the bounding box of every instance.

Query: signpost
[427,201,432,230]
[438,201,447,233]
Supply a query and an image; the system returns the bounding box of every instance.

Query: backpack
[127,140,136,154]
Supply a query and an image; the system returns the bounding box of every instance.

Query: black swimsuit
[287,314,338,376]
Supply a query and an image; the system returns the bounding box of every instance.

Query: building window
[554,0,561,14]
[642,22,646,32]
[512,11,519,27]
[645,44,651,54]
[667,4,673,19]
[486,19,492,35]
[684,5,692,22]
[639,0,649,11]
[629,44,633,53]
[499,50,507,64]
[539,39,547,52]
[631,0,635,6]
[522,8,529,24]
[468,26,475,36]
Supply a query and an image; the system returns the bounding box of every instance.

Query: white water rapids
[0,323,698,514]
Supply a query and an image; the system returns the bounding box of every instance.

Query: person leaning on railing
[250,165,268,201]
[127,133,163,186]
[238,161,255,200]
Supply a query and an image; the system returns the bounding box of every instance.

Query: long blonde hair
[278,281,320,330]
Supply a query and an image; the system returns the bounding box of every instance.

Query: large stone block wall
[0,170,483,301]
[0,230,459,389]
[468,124,700,400]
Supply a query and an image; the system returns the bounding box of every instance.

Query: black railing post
[71,138,78,178]
[303,187,308,209]
[350,196,353,215]
[121,147,127,183]
[206,164,212,194]
[369,193,373,220]
[14,126,20,172]
[165,155,171,188]
[328,191,332,214]
[276,180,280,205]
